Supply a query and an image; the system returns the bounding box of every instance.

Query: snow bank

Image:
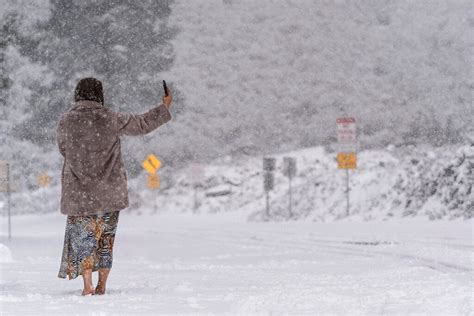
[0,243,13,263]
[132,143,472,221]
[2,144,472,222]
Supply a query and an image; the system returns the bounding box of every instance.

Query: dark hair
[74,77,104,105]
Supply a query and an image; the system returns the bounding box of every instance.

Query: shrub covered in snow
[130,144,473,221]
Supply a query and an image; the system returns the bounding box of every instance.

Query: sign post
[142,154,162,212]
[6,163,11,241]
[336,117,357,216]
[147,174,160,190]
[0,161,11,240]
[263,157,276,219]
[283,157,296,218]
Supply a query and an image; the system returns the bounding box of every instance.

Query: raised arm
[116,104,171,136]
[116,89,173,136]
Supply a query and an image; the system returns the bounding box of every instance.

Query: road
[0,213,472,314]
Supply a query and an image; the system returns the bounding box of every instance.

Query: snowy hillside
[3,143,472,221]
[132,144,473,221]
[4,143,472,221]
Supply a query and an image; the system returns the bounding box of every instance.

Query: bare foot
[81,287,95,296]
[96,269,110,295]
[95,282,106,295]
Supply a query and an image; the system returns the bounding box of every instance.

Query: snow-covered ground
[0,212,472,315]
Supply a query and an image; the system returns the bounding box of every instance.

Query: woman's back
[57,78,172,216]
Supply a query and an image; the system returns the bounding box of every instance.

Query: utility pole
[6,162,11,241]
[288,172,292,216]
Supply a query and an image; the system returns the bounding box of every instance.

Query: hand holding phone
[163,80,169,97]
[162,80,172,109]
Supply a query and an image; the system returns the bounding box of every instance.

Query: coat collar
[71,100,104,111]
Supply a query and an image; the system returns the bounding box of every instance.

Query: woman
[57,77,172,295]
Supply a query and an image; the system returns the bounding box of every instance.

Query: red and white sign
[336,117,357,169]
[336,117,356,144]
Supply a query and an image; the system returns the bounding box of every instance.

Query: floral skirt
[58,211,120,280]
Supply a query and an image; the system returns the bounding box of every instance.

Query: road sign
[337,152,357,169]
[142,154,161,174]
[263,157,276,172]
[283,157,297,178]
[147,174,160,189]
[336,117,356,144]
[37,173,51,187]
[337,117,357,154]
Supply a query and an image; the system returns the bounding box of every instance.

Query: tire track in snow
[158,227,472,273]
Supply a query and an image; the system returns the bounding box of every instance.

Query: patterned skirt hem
[58,211,119,280]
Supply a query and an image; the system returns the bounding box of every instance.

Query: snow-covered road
[0,213,472,315]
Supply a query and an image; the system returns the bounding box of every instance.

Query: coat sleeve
[57,117,67,157]
[115,104,172,136]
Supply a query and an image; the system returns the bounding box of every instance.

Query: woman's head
[74,77,104,105]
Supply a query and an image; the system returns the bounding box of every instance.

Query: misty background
[1,2,472,312]
[1,0,473,189]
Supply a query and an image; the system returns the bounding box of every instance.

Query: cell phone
[163,80,169,97]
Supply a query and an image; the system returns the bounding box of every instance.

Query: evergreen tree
[19,0,177,174]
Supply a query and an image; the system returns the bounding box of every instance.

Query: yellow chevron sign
[142,154,161,174]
